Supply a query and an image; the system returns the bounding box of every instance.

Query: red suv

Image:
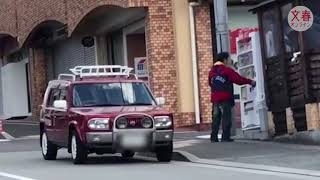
[40,66,174,164]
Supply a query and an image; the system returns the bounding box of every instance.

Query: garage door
[49,36,97,79]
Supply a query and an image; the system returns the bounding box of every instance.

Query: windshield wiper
[83,104,123,107]
[128,103,153,106]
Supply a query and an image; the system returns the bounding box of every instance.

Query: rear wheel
[71,131,88,164]
[156,142,173,162]
[121,151,135,158]
[41,131,58,160]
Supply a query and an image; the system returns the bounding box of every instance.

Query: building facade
[0,0,214,128]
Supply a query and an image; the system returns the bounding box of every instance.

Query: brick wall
[145,0,180,126]
[16,0,67,45]
[0,0,17,36]
[29,48,47,120]
[177,112,196,127]
[194,4,214,124]
[67,0,129,35]
[0,0,211,128]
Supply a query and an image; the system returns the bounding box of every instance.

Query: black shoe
[221,138,234,142]
[210,138,219,143]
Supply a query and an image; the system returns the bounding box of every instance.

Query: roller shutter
[51,36,96,79]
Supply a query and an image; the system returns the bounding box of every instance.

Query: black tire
[41,131,58,160]
[121,151,135,158]
[156,142,173,162]
[71,131,88,164]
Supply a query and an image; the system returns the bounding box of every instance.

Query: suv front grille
[115,115,153,129]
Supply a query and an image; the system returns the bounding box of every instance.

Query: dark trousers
[211,102,232,141]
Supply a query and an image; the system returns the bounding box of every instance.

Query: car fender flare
[68,121,84,143]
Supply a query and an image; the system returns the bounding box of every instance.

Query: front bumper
[85,129,173,152]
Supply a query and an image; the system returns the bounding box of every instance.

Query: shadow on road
[54,155,158,165]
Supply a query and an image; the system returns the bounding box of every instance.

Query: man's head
[217,52,231,65]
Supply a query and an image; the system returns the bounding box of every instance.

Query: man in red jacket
[209,52,256,142]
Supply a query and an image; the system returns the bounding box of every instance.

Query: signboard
[134,57,149,86]
[288,6,314,32]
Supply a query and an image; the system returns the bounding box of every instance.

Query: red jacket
[208,62,253,103]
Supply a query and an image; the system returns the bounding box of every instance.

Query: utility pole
[213,0,237,136]
[213,0,230,53]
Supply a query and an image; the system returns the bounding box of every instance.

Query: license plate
[120,135,147,149]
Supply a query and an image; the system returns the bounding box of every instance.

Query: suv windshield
[72,82,156,107]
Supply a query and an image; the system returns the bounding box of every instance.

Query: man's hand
[251,80,256,88]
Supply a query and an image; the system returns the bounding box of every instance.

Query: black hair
[217,52,230,62]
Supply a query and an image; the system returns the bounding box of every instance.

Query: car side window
[59,88,67,101]
[47,88,60,107]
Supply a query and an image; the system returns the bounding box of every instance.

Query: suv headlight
[116,117,128,129]
[154,116,172,129]
[88,118,110,130]
[142,117,153,128]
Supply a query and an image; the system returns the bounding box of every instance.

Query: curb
[138,151,191,162]
[160,150,320,178]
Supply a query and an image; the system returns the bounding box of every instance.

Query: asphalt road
[0,139,319,180]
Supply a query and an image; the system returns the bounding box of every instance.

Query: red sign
[230,28,259,54]
[288,6,314,32]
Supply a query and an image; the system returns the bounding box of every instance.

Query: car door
[52,86,69,145]
[44,87,60,142]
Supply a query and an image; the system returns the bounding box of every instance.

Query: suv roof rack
[67,65,138,79]
[58,74,76,81]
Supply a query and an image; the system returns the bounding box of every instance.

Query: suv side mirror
[53,100,67,110]
[156,97,165,106]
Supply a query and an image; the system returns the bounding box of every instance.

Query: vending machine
[237,31,269,139]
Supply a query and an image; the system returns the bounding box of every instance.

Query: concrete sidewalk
[173,131,320,171]
[2,118,39,139]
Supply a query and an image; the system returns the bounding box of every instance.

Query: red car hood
[70,106,169,117]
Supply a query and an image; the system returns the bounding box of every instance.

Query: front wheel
[156,142,173,162]
[41,131,58,160]
[71,131,88,164]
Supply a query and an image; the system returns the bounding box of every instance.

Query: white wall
[1,60,30,118]
[228,6,258,30]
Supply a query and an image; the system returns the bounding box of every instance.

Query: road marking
[174,131,198,134]
[0,172,36,180]
[0,139,10,142]
[1,132,15,140]
[174,140,203,148]
[196,134,222,139]
[15,135,39,140]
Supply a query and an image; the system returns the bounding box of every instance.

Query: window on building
[281,3,299,53]
[262,7,281,58]
[303,0,320,50]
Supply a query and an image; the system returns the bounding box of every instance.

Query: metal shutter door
[52,36,96,78]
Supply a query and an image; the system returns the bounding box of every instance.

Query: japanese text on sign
[288,6,314,32]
